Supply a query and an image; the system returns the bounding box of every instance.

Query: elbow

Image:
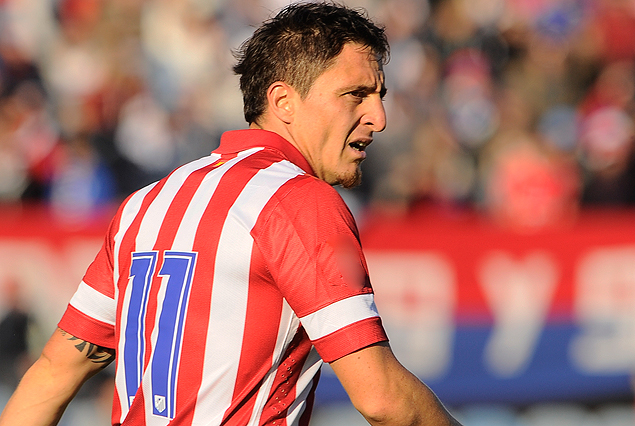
[356,402,391,425]
[353,397,417,426]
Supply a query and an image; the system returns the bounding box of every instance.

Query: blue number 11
[123,250,197,419]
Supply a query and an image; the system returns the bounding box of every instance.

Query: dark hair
[232,1,389,124]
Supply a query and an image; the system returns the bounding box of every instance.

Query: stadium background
[1,0,635,424]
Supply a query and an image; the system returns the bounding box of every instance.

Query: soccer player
[0,2,463,425]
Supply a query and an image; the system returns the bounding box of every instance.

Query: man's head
[233,1,389,126]
[233,2,389,188]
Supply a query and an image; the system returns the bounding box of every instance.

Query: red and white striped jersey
[58,129,387,426]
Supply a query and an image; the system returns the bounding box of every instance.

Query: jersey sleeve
[57,214,119,349]
[253,176,388,363]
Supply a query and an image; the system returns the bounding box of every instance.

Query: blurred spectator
[576,58,635,205]
[579,106,635,204]
[442,48,499,151]
[583,0,635,64]
[0,79,59,202]
[114,91,176,179]
[0,278,36,391]
[49,131,115,223]
[43,0,108,135]
[482,134,580,230]
[579,60,635,117]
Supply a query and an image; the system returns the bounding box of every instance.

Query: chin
[338,170,362,189]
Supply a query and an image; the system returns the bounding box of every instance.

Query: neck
[249,120,300,154]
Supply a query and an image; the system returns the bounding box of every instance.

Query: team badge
[155,395,166,413]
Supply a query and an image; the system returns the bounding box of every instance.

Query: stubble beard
[338,165,363,189]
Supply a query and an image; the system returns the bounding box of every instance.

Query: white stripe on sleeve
[69,281,117,326]
[299,293,379,341]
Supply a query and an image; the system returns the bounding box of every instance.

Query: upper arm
[329,342,407,415]
[43,327,115,381]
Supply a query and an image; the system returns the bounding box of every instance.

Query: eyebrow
[342,83,388,99]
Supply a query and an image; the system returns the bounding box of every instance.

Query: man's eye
[348,91,366,100]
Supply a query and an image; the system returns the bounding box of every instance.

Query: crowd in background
[1,0,635,229]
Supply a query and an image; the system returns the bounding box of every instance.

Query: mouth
[348,140,371,152]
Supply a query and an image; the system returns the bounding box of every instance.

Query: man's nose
[364,95,386,133]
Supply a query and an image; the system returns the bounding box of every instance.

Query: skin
[331,342,462,426]
[252,43,387,188]
[0,328,114,426]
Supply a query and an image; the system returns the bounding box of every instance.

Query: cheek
[324,139,348,164]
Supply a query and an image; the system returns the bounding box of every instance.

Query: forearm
[412,385,463,426]
[401,371,462,426]
[0,328,115,426]
[0,355,77,426]
[358,368,462,426]
[332,343,463,426]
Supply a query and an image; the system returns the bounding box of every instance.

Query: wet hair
[232,1,389,124]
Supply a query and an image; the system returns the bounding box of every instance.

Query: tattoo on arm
[59,329,116,365]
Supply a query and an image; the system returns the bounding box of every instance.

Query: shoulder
[251,174,359,244]
[272,175,356,227]
[275,174,350,211]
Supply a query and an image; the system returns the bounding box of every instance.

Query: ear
[266,81,296,124]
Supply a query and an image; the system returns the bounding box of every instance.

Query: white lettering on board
[365,251,456,379]
[571,246,635,373]
[479,251,558,377]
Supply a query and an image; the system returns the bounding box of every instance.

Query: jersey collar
[216,129,315,177]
